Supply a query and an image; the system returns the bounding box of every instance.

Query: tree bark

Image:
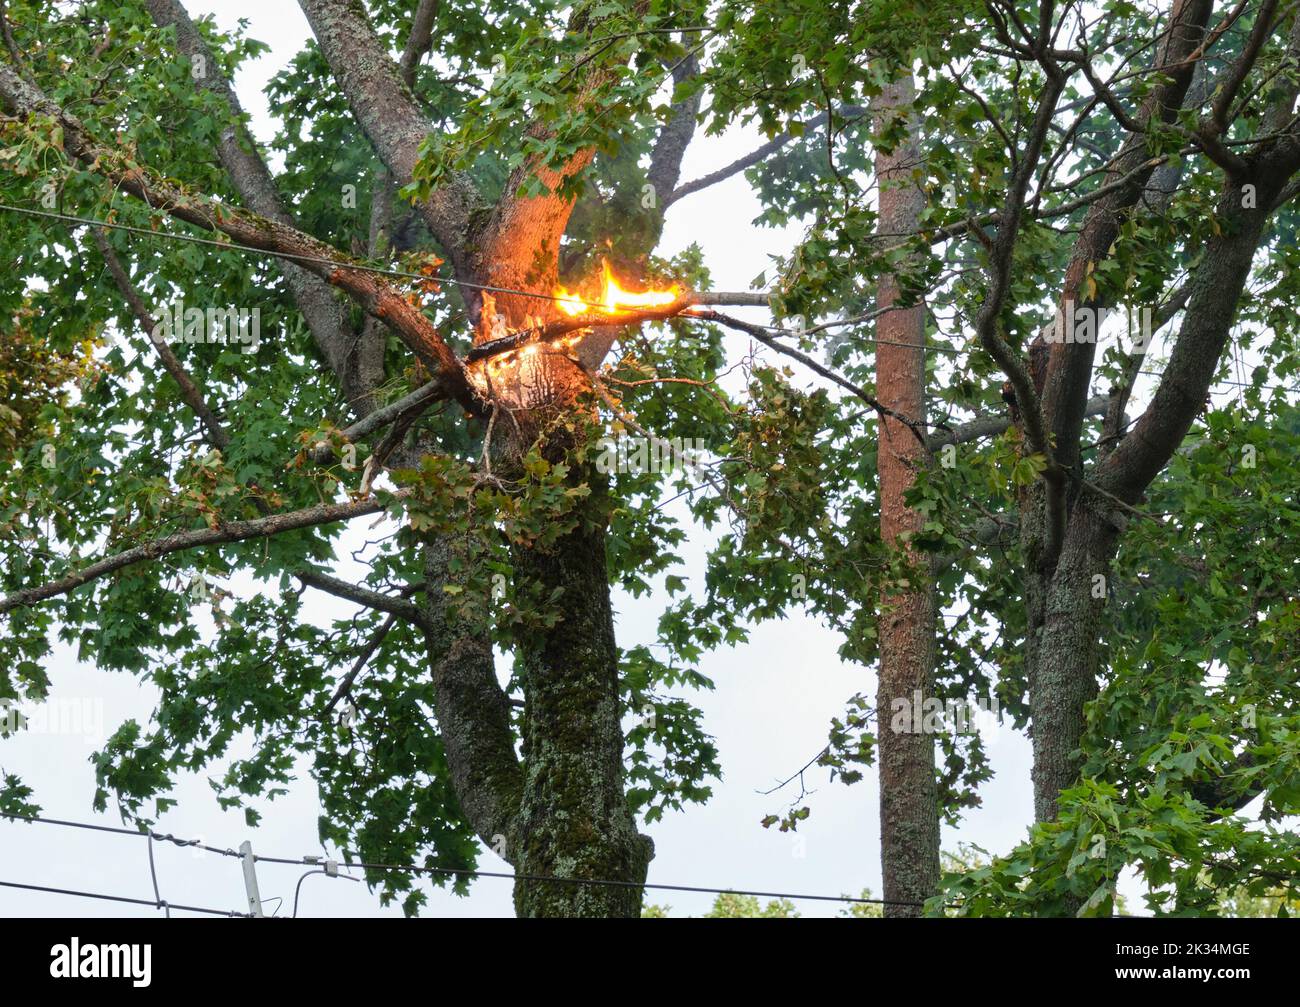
[1025,170,1283,827]
[462,211,653,915]
[510,463,652,916]
[1026,501,1113,821]
[872,73,939,917]
[422,534,523,847]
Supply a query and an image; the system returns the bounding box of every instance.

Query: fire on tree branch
[466,261,769,365]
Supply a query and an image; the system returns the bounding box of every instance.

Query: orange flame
[555,261,680,317]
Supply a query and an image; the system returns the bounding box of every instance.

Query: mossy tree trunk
[509,463,652,917]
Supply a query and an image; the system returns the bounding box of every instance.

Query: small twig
[480,402,499,478]
[323,612,400,716]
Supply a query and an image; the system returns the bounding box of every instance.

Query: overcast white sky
[7,0,1218,919]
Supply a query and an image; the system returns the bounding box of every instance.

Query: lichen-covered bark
[1025,501,1113,822]
[422,534,523,846]
[509,461,653,917]
[457,210,653,914]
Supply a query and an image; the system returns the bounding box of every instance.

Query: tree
[0,0,753,917]
[6,0,1300,922]
[645,0,1300,916]
[871,69,941,918]
[930,0,1300,914]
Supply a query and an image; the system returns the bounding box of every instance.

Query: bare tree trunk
[872,73,940,917]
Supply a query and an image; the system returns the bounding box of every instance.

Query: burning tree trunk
[463,266,655,916]
[295,0,669,917]
[3,0,709,913]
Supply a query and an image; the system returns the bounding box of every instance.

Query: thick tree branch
[0,494,402,616]
[1264,9,1300,133]
[144,0,381,414]
[398,0,440,84]
[296,0,480,272]
[461,290,769,363]
[421,533,523,847]
[687,290,772,307]
[1041,0,1213,482]
[0,0,33,84]
[0,62,479,413]
[974,70,1069,562]
[1208,0,1279,131]
[1097,179,1287,501]
[646,46,701,206]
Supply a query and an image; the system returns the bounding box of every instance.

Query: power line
[0,878,253,917]
[0,200,982,368]
[267,854,920,907]
[0,202,588,308]
[3,811,925,909]
[292,867,361,918]
[1137,368,1299,395]
[0,202,954,357]
[14,202,1299,395]
[21,205,1287,468]
[146,831,170,919]
[3,811,249,918]
[3,811,240,857]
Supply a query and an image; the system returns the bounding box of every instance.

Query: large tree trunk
[1025,170,1279,833]
[1020,0,1217,837]
[510,463,652,916]
[872,73,940,917]
[471,271,652,916]
[1025,501,1115,821]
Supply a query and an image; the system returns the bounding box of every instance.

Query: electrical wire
[0,202,574,307]
[0,878,252,917]
[292,869,328,919]
[146,830,170,919]
[3,811,240,858]
[3,811,926,908]
[0,201,949,353]
[9,202,1298,397]
[344,860,920,907]
[292,867,361,918]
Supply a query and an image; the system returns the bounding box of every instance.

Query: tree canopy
[2,0,1299,917]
